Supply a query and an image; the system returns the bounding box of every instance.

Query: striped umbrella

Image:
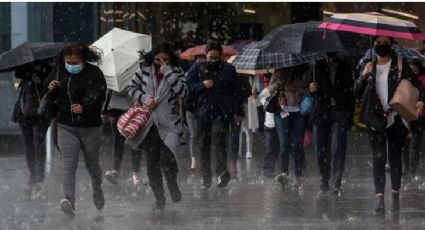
[231,42,325,73]
[180,45,238,61]
[320,12,425,40]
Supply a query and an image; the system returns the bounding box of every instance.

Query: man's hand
[203,80,214,89]
[147,97,157,110]
[309,82,318,94]
[71,104,83,114]
[48,80,59,92]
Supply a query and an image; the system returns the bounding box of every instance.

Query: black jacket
[310,58,355,123]
[355,53,425,125]
[186,61,245,122]
[44,63,107,128]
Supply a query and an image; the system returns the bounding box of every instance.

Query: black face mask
[374,44,392,57]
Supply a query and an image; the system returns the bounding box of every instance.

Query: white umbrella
[92,28,152,92]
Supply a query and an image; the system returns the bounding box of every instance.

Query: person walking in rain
[356,36,424,215]
[12,61,53,191]
[310,52,355,197]
[127,43,188,211]
[187,41,245,189]
[403,58,425,183]
[269,64,309,190]
[102,87,143,186]
[45,43,107,216]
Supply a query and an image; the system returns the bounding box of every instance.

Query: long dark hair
[56,43,103,66]
[139,42,178,67]
[411,58,425,75]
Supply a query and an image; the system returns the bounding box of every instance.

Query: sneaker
[105,170,119,185]
[275,173,288,189]
[246,152,253,159]
[391,192,400,213]
[169,185,182,203]
[201,176,212,189]
[60,198,75,217]
[333,188,342,197]
[132,173,141,186]
[93,188,105,210]
[152,200,165,212]
[375,195,385,216]
[217,171,231,188]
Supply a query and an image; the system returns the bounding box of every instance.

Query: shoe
[201,177,212,189]
[105,170,119,185]
[217,171,231,188]
[275,173,288,189]
[168,182,182,203]
[60,198,75,217]
[333,188,342,197]
[132,173,141,186]
[391,192,400,213]
[246,152,253,159]
[375,195,385,216]
[93,188,105,210]
[152,200,165,212]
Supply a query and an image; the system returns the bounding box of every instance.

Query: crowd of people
[10,36,425,217]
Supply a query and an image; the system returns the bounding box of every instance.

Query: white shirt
[259,88,275,128]
[375,60,391,112]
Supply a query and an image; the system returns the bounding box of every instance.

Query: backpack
[19,80,41,118]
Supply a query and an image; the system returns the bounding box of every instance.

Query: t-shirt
[375,60,391,112]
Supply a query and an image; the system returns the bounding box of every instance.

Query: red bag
[117,102,151,139]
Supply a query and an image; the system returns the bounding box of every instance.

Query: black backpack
[19,80,41,118]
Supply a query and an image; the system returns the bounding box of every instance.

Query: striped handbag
[117,102,151,139]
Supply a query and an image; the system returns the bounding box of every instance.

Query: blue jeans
[274,111,306,177]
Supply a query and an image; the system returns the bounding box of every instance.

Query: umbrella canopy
[180,45,238,61]
[0,42,71,72]
[231,42,326,73]
[319,12,425,40]
[257,21,367,54]
[357,45,425,68]
[92,28,152,92]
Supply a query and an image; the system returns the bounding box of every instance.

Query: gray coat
[127,64,188,155]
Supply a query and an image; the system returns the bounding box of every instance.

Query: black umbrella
[257,21,369,54]
[0,42,72,72]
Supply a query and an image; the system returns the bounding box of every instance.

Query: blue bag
[300,96,314,116]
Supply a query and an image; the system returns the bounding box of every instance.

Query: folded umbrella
[0,42,71,72]
[92,28,152,92]
[319,12,425,40]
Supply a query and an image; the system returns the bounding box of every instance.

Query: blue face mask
[65,63,83,74]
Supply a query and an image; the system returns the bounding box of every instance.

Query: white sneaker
[246,152,253,159]
[132,173,141,186]
[105,170,119,185]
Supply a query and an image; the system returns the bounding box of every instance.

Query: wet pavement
[1,130,425,230]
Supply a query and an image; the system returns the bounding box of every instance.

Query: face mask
[153,63,161,72]
[374,44,392,57]
[65,63,83,74]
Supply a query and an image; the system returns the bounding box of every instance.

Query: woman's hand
[362,62,373,79]
[147,97,157,110]
[48,80,59,92]
[309,82,318,94]
[71,104,83,114]
[416,101,424,116]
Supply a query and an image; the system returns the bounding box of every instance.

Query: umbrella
[92,28,152,92]
[231,42,326,74]
[319,12,425,40]
[0,42,71,72]
[357,45,425,68]
[256,21,367,54]
[180,45,238,61]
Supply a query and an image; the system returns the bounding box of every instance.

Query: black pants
[313,108,350,189]
[368,116,407,194]
[111,118,142,172]
[262,127,279,172]
[200,120,229,183]
[403,117,425,177]
[141,126,178,203]
[19,119,50,184]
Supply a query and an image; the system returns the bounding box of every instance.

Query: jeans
[368,116,407,194]
[274,111,306,177]
[141,126,179,204]
[262,127,279,172]
[58,125,103,205]
[200,120,229,183]
[19,119,50,184]
[111,118,142,172]
[313,108,350,189]
[403,117,425,177]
